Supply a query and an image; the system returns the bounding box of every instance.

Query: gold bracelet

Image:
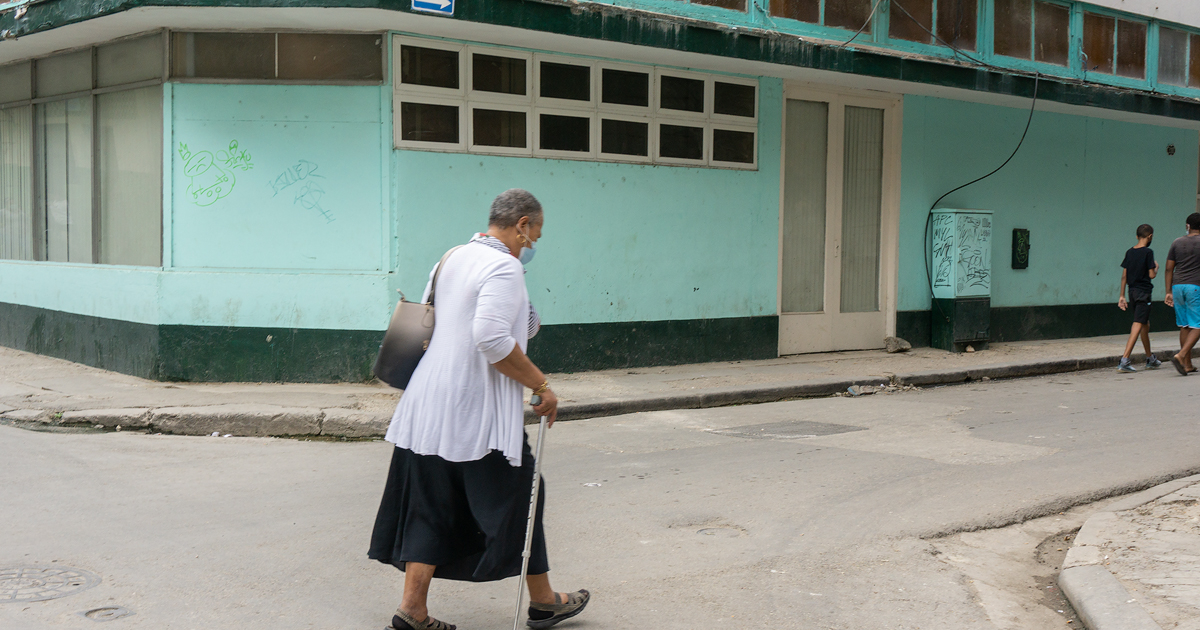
[532,380,549,396]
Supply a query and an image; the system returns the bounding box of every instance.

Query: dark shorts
[1130,288,1152,325]
[368,438,549,582]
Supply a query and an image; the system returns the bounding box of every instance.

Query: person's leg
[1140,324,1153,356]
[526,572,568,605]
[1123,323,1140,359]
[399,562,437,621]
[1182,327,1200,371]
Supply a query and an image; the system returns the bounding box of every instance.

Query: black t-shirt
[1122,246,1155,293]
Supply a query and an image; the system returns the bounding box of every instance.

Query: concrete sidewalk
[1,330,1196,438]
[1060,475,1200,630]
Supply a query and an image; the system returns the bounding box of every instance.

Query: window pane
[994,0,1032,59]
[66,98,93,263]
[38,102,69,262]
[889,0,933,44]
[825,0,873,31]
[36,98,91,263]
[600,119,648,156]
[400,45,459,89]
[1033,1,1070,66]
[1082,12,1115,74]
[840,106,884,313]
[769,0,819,23]
[714,82,755,117]
[1158,27,1189,87]
[660,76,704,113]
[712,129,754,163]
[602,69,649,107]
[0,106,35,261]
[473,54,526,96]
[692,0,746,11]
[171,33,274,80]
[659,124,703,160]
[98,35,163,87]
[400,102,459,143]
[36,50,92,97]
[0,62,33,104]
[540,62,590,101]
[97,86,162,267]
[1191,34,1200,88]
[473,109,526,148]
[539,114,589,152]
[936,0,978,51]
[1115,20,1146,79]
[277,34,383,81]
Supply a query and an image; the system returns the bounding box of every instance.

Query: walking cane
[513,394,549,630]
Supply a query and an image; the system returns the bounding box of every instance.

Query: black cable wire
[835,0,886,48]
[922,72,1041,326]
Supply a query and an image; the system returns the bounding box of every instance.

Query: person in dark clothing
[1165,212,1200,375]
[1117,224,1161,372]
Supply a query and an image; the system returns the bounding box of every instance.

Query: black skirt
[368,438,549,582]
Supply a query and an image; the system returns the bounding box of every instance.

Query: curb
[1058,473,1200,630]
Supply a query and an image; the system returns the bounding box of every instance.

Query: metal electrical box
[930,209,993,351]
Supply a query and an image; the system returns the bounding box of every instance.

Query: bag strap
[427,245,465,306]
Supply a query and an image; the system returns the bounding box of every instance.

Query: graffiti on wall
[271,160,334,223]
[931,213,954,290]
[956,215,991,295]
[179,140,255,207]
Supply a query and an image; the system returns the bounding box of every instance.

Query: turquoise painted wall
[391,79,784,326]
[899,95,1200,311]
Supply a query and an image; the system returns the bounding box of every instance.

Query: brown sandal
[389,608,457,630]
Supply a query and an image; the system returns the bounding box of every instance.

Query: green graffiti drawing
[179,140,254,207]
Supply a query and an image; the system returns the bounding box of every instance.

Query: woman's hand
[533,388,559,426]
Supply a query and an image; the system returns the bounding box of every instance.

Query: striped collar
[471,233,512,256]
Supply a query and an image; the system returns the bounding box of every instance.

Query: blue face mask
[518,228,537,265]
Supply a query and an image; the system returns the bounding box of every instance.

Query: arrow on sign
[412,0,453,13]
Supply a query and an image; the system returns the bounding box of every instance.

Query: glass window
[1115,20,1146,79]
[400,103,459,144]
[660,76,704,113]
[36,50,93,97]
[692,0,746,11]
[400,45,459,89]
[1083,12,1115,73]
[1033,2,1070,66]
[770,0,819,24]
[98,35,163,87]
[1191,34,1200,88]
[714,82,755,117]
[97,86,162,267]
[473,109,526,148]
[993,0,1032,59]
[890,0,933,44]
[600,119,649,156]
[602,69,650,107]
[825,0,873,31]
[936,0,977,51]
[0,106,34,261]
[36,97,93,263]
[712,129,754,163]
[540,62,589,101]
[659,124,703,160]
[1158,27,1188,87]
[473,54,526,96]
[171,33,274,80]
[539,114,589,152]
[277,34,383,81]
[0,62,33,104]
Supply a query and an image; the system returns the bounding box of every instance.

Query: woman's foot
[527,589,590,629]
[390,608,456,630]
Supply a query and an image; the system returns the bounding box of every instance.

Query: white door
[778,87,901,355]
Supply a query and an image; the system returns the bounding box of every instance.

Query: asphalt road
[2,367,1199,630]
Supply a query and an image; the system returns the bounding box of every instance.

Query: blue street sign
[412,0,453,15]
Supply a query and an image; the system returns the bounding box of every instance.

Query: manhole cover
[0,566,100,603]
[710,420,867,440]
[80,606,134,622]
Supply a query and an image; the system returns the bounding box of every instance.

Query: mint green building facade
[1,0,1199,380]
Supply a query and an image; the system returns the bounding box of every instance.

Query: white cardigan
[385,239,531,466]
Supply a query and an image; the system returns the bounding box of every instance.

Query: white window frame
[391,34,759,170]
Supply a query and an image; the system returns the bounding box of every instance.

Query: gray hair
[488,189,543,229]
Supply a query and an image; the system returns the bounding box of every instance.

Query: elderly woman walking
[369,189,589,630]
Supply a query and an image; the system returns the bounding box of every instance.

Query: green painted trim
[0,301,778,380]
[6,0,1200,122]
[899,302,1181,348]
[528,316,779,373]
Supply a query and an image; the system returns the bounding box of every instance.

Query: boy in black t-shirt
[1117,224,1161,372]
